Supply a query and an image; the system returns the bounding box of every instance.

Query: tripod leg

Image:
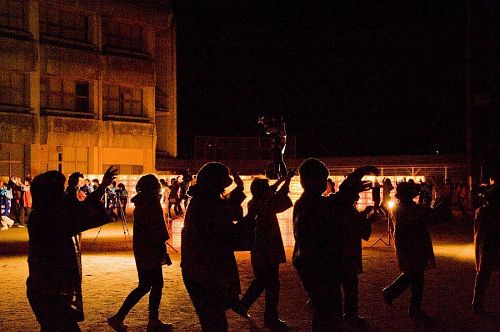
[92,226,103,247]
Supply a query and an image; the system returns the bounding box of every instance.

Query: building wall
[0,0,176,179]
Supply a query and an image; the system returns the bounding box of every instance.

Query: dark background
[173,1,496,159]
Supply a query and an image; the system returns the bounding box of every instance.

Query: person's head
[373,180,380,187]
[92,179,99,187]
[84,178,90,186]
[327,178,335,189]
[68,172,84,189]
[31,171,67,210]
[117,183,125,190]
[299,158,329,194]
[194,162,233,194]
[250,177,271,199]
[159,178,166,186]
[136,174,161,195]
[395,182,420,203]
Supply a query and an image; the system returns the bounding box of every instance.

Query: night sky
[174,1,467,159]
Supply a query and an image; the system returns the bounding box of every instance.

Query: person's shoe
[0,225,8,231]
[264,318,287,330]
[409,309,433,327]
[232,303,251,319]
[382,289,393,307]
[343,314,367,327]
[147,319,173,332]
[473,307,496,318]
[107,315,128,332]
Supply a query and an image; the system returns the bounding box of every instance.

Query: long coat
[181,187,245,309]
[27,187,111,321]
[393,201,447,273]
[131,192,169,269]
[474,189,500,272]
[338,206,372,274]
[249,187,292,267]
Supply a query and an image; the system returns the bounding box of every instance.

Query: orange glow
[433,244,474,262]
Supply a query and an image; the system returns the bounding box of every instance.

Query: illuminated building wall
[0,0,177,179]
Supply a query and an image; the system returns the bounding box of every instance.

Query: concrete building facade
[0,0,176,179]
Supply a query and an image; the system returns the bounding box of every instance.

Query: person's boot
[264,317,287,330]
[147,319,173,332]
[409,308,433,327]
[382,289,394,307]
[107,315,128,332]
[232,302,251,319]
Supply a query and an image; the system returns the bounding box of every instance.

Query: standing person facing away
[472,162,499,316]
[181,162,246,332]
[233,169,295,330]
[26,167,117,332]
[292,158,377,332]
[108,174,172,332]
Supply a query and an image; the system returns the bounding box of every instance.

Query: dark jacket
[181,187,246,308]
[26,187,110,321]
[292,191,352,279]
[393,201,448,273]
[338,206,372,274]
[131,192,169,269]
[474,188,500,272]
[249,186,292,266]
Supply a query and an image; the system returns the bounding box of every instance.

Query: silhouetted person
[233,169,295,330]
[181,162,246,331]
[472,163,499,316]
[292,158,376,332]
[167,178,181,218]
[108,174,172,332]
[382,182,450,327]
[258,116,287,179]
[26,167,117,332]
[116,183,128,219]
[338,196,374,327]
[418,179,433,207]
[371,180,384,216]
[323,178,336,196]
[382,178,394,213]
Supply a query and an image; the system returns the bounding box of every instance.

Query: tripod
[92,195,131,248]
[370,208,394,247]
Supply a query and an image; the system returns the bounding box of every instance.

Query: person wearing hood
[181,162,246,332]
[108,174,172,332]
[472,162,500,316]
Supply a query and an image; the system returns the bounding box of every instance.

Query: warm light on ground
[433,243,475,262]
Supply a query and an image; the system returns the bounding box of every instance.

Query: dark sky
[173,1,467,159]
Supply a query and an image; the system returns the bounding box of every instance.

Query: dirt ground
[0,220,498,331]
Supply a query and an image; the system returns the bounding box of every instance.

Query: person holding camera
[108,174,172,332]
[26,167,118,332]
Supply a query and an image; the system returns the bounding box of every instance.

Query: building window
[0,71,26,108]
[155,87,168,112]
[39,4,89,43]
[0,0,25,31]
[103,84,144,118]
[40,76,90,113]
[102,19,144,54]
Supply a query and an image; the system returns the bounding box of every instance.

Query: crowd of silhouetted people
[6,156,497,331]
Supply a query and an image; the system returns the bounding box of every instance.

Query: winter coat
[292,191,353,279]
[249,187,292,267]
[392,201,448,273]
[474,188,500,272]
[26,187,111,321]
[131,192,169,269]
[181,187,246,308]
[338,206,372,274]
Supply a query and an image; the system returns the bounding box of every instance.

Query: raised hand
[233,170,244,190]
[100,166,118,188]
